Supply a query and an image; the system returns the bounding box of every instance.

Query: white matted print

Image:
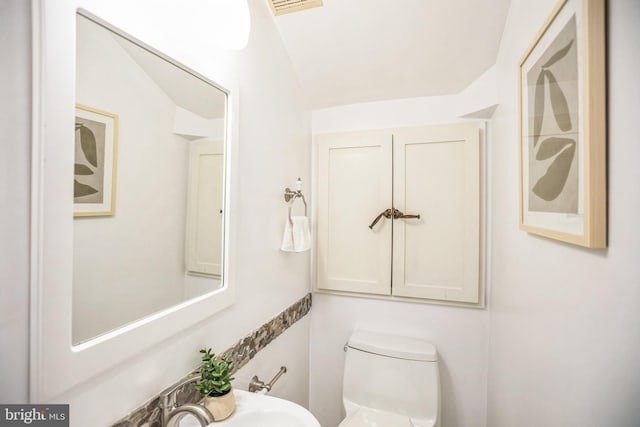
[74,104,118,216]
[519,0,606,248]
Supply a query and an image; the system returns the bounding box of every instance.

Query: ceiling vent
[269,0,323,16]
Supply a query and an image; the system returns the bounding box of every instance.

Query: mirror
[73,12,228,344]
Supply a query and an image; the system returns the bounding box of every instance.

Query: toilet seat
[339,407,414,427]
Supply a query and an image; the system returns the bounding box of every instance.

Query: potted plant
[195,348,236,421]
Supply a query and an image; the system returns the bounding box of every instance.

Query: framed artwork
[74,104,119,216]
[518,0,606,248]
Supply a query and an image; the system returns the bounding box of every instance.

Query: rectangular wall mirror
[73,12,228,344]
[31,6,237,401]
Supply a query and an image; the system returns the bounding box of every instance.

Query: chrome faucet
[159,374,215,427]
[164,404,214,427]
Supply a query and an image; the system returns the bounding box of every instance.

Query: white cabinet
[315,123,483,305]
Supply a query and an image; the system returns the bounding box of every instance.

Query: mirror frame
[30,5,238,401]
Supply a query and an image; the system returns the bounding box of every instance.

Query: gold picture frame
[518,0,606,248]
[74,104,119,217]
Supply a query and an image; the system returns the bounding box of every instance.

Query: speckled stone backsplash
[111,293,312,427]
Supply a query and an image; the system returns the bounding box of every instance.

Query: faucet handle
[248,375,267,393]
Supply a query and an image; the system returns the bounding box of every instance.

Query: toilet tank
[342,331,440,423]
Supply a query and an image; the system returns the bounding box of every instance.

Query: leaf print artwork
[73,105,117,216]
[527,15,579,214]
[74,116,106,204]
[533,72,545,147]
[74,163,94,175]
[532,139,575,201]
[74,179,98,197]
[519,0,607,247]
[542,39,574,68]
[545,71,572,131]
[79,124,98,167]
[536,137,575,160]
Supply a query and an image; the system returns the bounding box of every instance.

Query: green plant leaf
[196,347,234,396]
[79,125,98,167]
[74,179,98,197]
[532,140,576,201]
[542,39,574,68]
[536,137,575,160]
[544,70,572,131]
[533,71,546,147]
[74,163,94,175]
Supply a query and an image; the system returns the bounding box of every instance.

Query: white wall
[0,0,31,403]
[487,1,640,426]
[309,83,496,426]
[21,0,311,425]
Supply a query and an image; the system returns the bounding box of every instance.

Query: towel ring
[284,178,307,226]
[285,192,307,225]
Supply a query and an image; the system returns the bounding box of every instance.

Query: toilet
[339,331,441,427]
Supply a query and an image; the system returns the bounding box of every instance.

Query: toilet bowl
[339,331,441,427]
[339,406,415,427]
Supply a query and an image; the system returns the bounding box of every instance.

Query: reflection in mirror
[73,13,227,344]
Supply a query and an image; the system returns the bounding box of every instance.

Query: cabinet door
[316,132,392,295]
[392,124,481,303]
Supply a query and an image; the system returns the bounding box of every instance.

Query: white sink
[179,389,321,427]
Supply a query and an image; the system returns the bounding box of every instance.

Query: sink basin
[179,389,321,427]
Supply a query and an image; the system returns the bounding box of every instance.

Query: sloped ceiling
[268,0,511,109]
[116,35,227,119]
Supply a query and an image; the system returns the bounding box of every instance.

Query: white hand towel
[280,216,311,252]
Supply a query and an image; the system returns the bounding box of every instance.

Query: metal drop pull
[369,208,421,229]
[368,208,394,229]
[394,209,421,221]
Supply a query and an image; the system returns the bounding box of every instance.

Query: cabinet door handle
[369,208,421,229]
[392,208,421,221]
[368,208,393,229]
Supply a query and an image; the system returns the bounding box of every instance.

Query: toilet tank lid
[347,331,438,362]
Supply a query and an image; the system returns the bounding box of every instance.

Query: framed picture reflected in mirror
[74,104,118,217]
